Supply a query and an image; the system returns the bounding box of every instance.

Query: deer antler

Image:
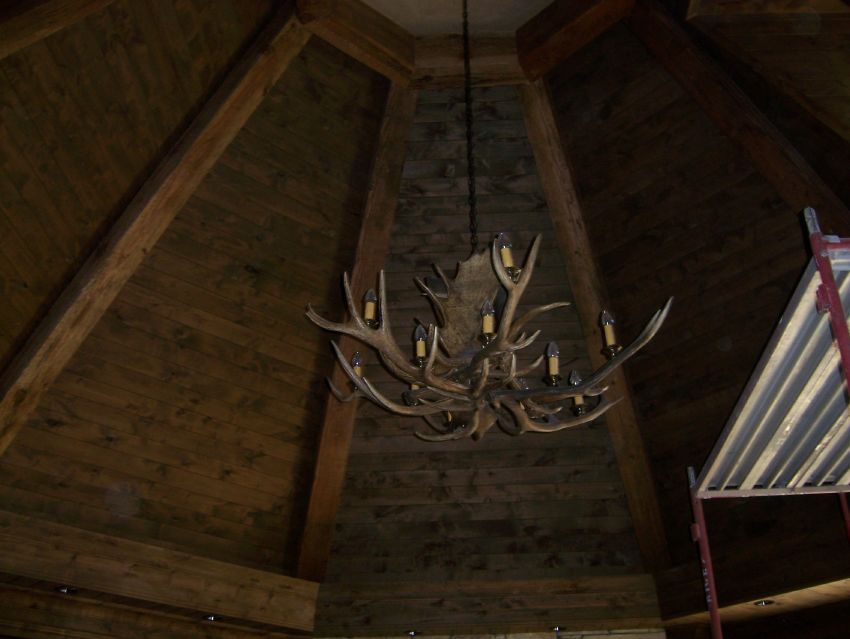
[308,233,672,442]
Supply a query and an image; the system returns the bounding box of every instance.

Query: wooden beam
[0,8,311,457]
[297,83,418,582]
[687,0,850,32]
[0,510,318,631]
[0,585,299,639]
[517,0,635,80]
[296,0,414,85]
[628,0,850,231]
[317,576,662,635]
[518,79,671,573]
[668,577,850,625]
[0,0,115,61]
[413,35,525,89]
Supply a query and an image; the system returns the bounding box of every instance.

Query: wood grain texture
[0,0,116,60]
[0,0,272,373]
[318,576,661,636]
[0,36,387,570]
[297,83,418,582]
[518,79,670,573]
[0,7,310,457]
[0,584,303,639]
[296,0,414,84]
[629,0,850,229]
[547,21,850,621]
[315,85,658,635]
[0,510,318,631]
[688,0,850,145]
[517,0,635,80]
[414,35,525,88]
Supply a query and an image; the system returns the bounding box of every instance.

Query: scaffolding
[688,208,850,638]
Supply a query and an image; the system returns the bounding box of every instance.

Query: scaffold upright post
[688,467,723,638]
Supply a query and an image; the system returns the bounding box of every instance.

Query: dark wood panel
[316,84,657,635]
[0,24,387,572]
[0,0,271,372]
[548,21,850,619]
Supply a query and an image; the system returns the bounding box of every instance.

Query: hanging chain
[462,0,478,253]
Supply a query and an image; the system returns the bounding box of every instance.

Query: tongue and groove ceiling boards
[0,0,849,637]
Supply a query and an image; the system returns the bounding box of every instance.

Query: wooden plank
[317,575,660,635]
[689,0,849,17]
[628,0,850,231]
[413,35,525,89]
[668,577,850,625]
[517,0,635,80]
[518,79,670,572]
[296,83,418,582]
[0,586,299,639]
[0,8,311,457]
[296,0,414,84]
[0,0,115,61]
[0,511,318,631]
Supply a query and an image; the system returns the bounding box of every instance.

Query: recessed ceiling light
[55,586,78,595]
[203,614,223,621]
[407,632,419,637]
[753,599,775,607]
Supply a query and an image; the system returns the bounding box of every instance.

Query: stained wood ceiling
[0,1,849,638]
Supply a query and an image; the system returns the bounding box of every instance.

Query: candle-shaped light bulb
[414,324,428,358]
[363,288,377,321]
[546,341,560,376]
[569,370,584,407]
[600,310,617,346]
[496,232,514,268]
[481,299,496,335]
[351,351,363,377]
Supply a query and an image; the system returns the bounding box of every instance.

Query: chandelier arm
[501,353,517,386]
[366,272,471,395]
[509,302,571,341]
[330,341,465,416]
[514,354,544,377]
[506,330,541,353]
[326,377,361,403]
[342,272,369,330]
[489,297,673,404]
[472,358,490,397]
[493,234,542,345]
[415,424,470,442]
[502,396,621,434]
[470,404,500,439]
[360,375,469,417]
[415,277,447,326]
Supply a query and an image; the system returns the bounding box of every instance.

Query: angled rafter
[0,586,298,639]
[517,0,635,80]
[628,0,850,232]
[413,35,525,89]
[0,510,318,631]
[297,83,419,582]
[0,7,311,457]
[0,0,116,61]
[687,0,850,32]
[519,79,671,573]
[296,0,414,85]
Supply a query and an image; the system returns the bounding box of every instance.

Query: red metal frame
[687,209,850,639]
[688,468,723,638]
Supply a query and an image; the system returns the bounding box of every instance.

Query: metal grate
[696,256,850,498]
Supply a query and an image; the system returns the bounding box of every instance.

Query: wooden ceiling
[0,1,848,638]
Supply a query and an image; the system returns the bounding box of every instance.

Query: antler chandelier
[307,237,672,441]
[305,0,672,441]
